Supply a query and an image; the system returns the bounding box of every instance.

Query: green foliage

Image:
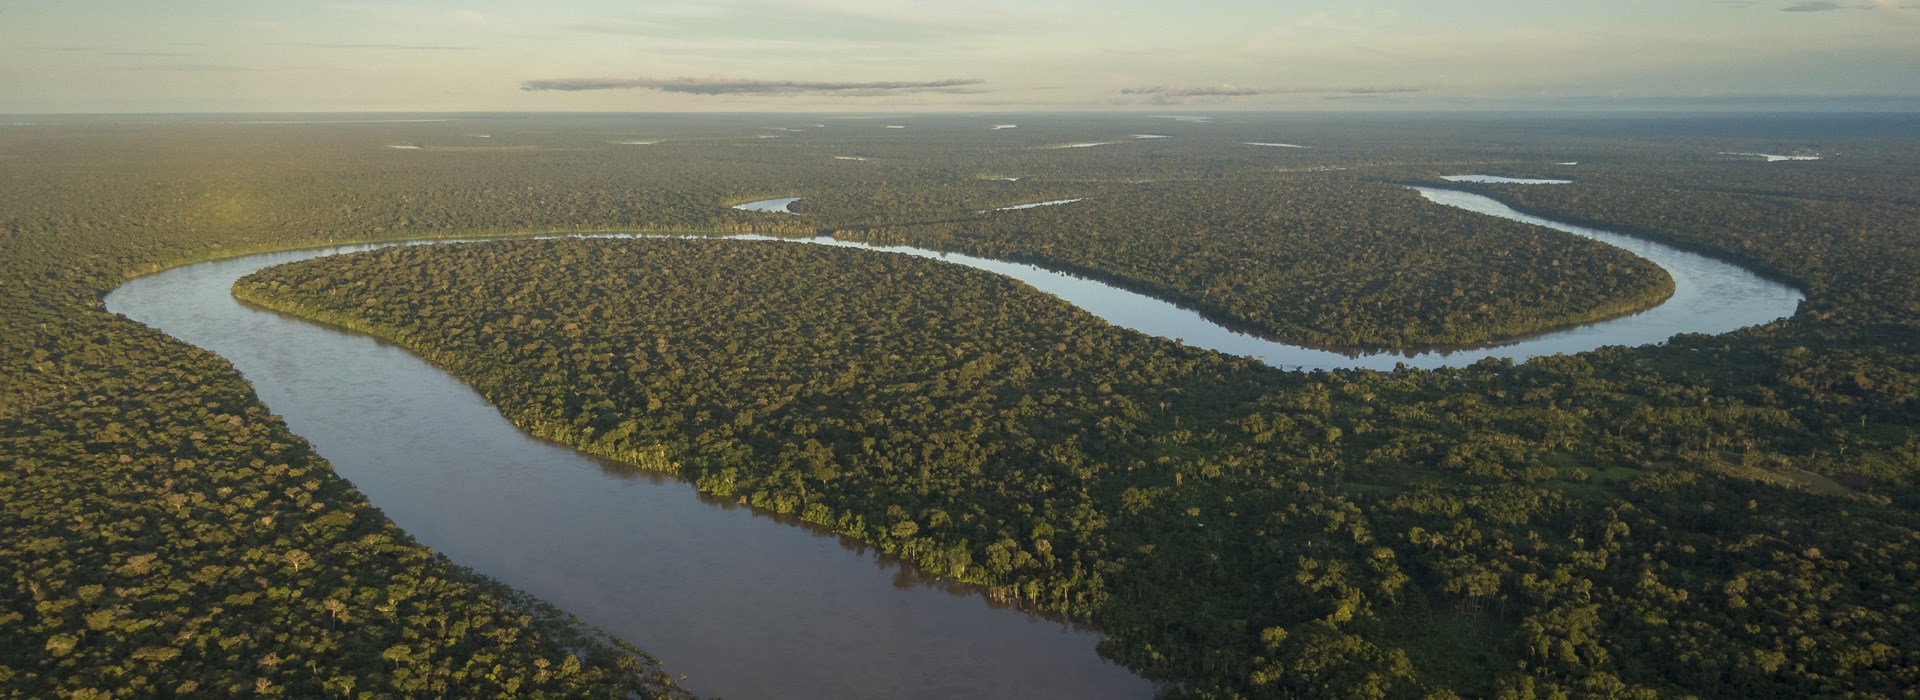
[860,178,1674,349]
[6,113,1920,698]
[242,221,1920,697]
[0,300,690,698]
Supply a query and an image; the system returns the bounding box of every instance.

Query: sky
[1,0,1916,113]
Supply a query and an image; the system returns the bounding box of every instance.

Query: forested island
[5,113,1919,697]
[234,231,1919,697]
[831,179,1675,350]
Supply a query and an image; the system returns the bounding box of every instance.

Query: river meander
[104,188,1801,698]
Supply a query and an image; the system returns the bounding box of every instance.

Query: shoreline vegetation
[6,113,1918,698]
[807,178,1680,351]
[111,178,1687,364]
[233,225,1919,697]
[829,221,1679,359]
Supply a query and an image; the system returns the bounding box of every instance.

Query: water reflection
[110,246,1152,700]
[1440,175,1573,185]
[105,187,1803,698]
[726,188,1799,371]
[733,197,800,213]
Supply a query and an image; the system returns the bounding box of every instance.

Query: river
[104,188,1801,698]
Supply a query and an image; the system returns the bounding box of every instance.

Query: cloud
[1119,84,1423,104]
[1596,93,1920,107]
[1781,1,1847,10]
[1117,84,1424,106]
[125,64,264,73]
[520,76,986,96]
[1122,84,1423,98]
[1123,84,1268,97]
[289,42,475,51]
[1421,92,1920,111]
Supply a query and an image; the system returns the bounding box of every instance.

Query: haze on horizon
[2,0,1916,114]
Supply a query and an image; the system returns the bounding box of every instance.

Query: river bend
[104,188,1802,698]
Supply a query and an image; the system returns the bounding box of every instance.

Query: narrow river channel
[104,188,1801,699]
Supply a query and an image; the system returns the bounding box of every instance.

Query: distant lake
[993,198,1082,211]
[1441,175,1573,185]
[1719,151,1822,162]
[733,197,800,213]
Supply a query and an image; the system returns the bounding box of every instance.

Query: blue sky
[2,0,1915,112]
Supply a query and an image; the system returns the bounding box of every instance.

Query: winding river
[105,188,1801,699]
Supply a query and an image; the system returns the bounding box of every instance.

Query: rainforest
[5,112,1920,698]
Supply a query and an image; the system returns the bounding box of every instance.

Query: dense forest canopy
[835,178,1673,349]
[5,112,1919,697]
[237,229,1920,698]
[0,113,1684,350]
